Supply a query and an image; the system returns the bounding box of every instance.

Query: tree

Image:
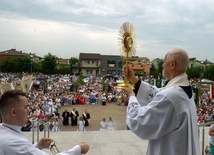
[205,65,214,80]
[72,74,84,92]
[0,57,31,73]
[70,57,78,73]
[186,66,201,79]
[157,60,163,78]
[0,58,16,72]
[135,72,143,76]
[16,57,31,72]
[150,63,158,78]
[41,53,57,74]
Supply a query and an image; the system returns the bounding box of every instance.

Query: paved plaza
[58,103,127,131]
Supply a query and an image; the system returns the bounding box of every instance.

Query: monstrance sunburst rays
[117,22,137,89]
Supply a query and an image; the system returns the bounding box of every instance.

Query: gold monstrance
[117,22,137,89]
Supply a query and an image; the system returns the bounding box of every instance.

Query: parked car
[83,77,89,83]
[63,76,70,82]
[201,79,214,84]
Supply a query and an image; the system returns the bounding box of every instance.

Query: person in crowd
[37,111,45,121]
[82,109,90,127]
[54,111,60,120]
[117,93,122,106]
[52,117,60,132]
[0,90,90,155]
[55,96,61,109]
[100,117,107,131]
[62,109,70,126]
[197,111,204,124]
[67,94,72,106]
[44,108,51,117]
[61,95,67,106]
[101,94,107,106]
[49,104,55,115]
[124,48,200,155]
[42,102,49,113]
[90,95,96,105]
[70,107,79,126]
[107,117,114,131]
[30,114,39,132]
[72,94,76,105]
[77,116,85,131]
[204,109,213,123]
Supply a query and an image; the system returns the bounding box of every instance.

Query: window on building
[107,60,116,68]
[118,70,122,75]
[118,60,122,68]
[86,70,92,75]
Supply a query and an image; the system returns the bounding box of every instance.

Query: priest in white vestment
[124,48,200,155]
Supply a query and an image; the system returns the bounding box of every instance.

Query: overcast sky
[0,0,214,62]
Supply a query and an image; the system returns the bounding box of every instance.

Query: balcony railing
[198,121,214,155]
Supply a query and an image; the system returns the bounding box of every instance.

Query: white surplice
[0,123,81,155]
[126,73,200,155]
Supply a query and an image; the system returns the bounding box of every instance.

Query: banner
[0,83,15,94]
[14,78,22,91]
[21,75,33,93]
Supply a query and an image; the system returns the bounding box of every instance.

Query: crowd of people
[0,72,127,133]
[0,71,213,132]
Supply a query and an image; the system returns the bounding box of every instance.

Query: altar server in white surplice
[124,48,200,155]
[0,90,89,155]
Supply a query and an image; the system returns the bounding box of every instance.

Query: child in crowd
[100,118,107,131]
[77,116,85,131]
[52,117,60,132]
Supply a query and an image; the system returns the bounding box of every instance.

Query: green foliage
[77,74,84,86]
[205,65,214,80]
[16,57,31,72]
[186,66,201,78]
[69,57,78,73]
[150,63,158,78]
[157,61,163,78]
[41,53,57,74]
[135,72,143,76]
[72,74,84,92]
[57,67,71,74]
[33,63,42,73]
[150,61,163,78]
[0,57,31,73]
[0,58,16,72]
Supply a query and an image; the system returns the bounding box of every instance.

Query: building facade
[128,56,150,75]
[0,49,42,63]
[79,53,101,76]
[0,49,152,76]
[100,55,123,76]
